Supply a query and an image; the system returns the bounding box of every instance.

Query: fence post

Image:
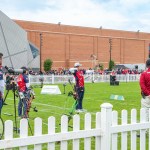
[52,74,54,84]
[127,73,129,82]
[92,73,94,82]
[100,103,113,150]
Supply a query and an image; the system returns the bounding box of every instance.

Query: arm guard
[69,68,77,74]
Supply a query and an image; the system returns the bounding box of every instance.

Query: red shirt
[17,74,26,92]
[74,70,84,87]
[140,68,150,96]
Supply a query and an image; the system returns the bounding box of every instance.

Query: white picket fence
[0,103,150,150]
[29,74,140,85]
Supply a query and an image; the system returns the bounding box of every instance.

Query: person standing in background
[0,53,5,115]
[139,58,150,122]
[17,67,30,118]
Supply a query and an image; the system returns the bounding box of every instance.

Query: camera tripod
[0,114,4,140]
[3,89,10,105]
[3,81,20,133]
[3,75,14,105]
[0,93,4,140]
[11,81,19,133]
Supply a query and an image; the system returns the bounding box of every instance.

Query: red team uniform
[17,73,30,118]
[73,69,85,111]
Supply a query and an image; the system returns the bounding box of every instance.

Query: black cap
[146,59,150,67]
[21,66,28,73]
[21,66,27,70]
[0,53,3,57]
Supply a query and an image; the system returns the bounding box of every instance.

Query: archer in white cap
[71,62,86,113]
[74,62,82,67]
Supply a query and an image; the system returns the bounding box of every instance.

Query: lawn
[1,82,142,149]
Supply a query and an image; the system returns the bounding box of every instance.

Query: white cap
[74,62,82,67]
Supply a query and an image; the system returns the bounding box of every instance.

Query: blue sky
[0,0,150,33]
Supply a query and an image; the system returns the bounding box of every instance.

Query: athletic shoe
[17,116,22,120]
[81,109,87,112]
[75,109,87,113]
[75,109,83,113]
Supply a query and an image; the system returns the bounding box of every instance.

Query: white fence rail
[0,103,149,150]
[29,74,140,85]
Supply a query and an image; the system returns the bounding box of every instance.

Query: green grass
[1,82,142,149]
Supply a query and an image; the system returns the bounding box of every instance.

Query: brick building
[15,20,150,70]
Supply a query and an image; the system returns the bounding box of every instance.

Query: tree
[44,59,53,72]
[109,60,115,71]
[99,63,104,70]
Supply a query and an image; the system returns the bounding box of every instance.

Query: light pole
[99,26,102,35]
[40,33,43,71]
[109,38,112,62]
[137,30,140,38]
[109,38,112,71]
[90,54,97,69]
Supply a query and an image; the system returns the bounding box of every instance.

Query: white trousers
[141,96,150,122]
[0,79,5,97]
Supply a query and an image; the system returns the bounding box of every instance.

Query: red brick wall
[15,20,150,70]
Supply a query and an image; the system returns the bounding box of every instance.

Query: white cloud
[119,0,149,8]
[0,0,150,32]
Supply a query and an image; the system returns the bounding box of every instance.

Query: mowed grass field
[1,82,142,149]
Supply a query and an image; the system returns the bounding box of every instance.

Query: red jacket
[140,68,150,96]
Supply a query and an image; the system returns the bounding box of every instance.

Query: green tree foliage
[44,59,53,72]
[109,60,115,71]
[99,63,104,70]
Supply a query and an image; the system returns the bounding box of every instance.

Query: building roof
[114,65,129,69]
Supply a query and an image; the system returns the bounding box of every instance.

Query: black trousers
[76,87,85,109]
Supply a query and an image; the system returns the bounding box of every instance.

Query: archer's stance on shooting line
[0,53,4,115]
[17,67,35,118]
[69,62,86,113]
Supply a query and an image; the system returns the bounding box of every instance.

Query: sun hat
[74,62,82,67]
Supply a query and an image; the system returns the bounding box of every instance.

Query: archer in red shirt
[73,62,86,112]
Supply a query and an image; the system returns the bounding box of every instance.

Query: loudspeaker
[115,81,119,85]
[110,81,119,86]
[110,75,116,82]
[135,65,138,69]
[110,75,119,86]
